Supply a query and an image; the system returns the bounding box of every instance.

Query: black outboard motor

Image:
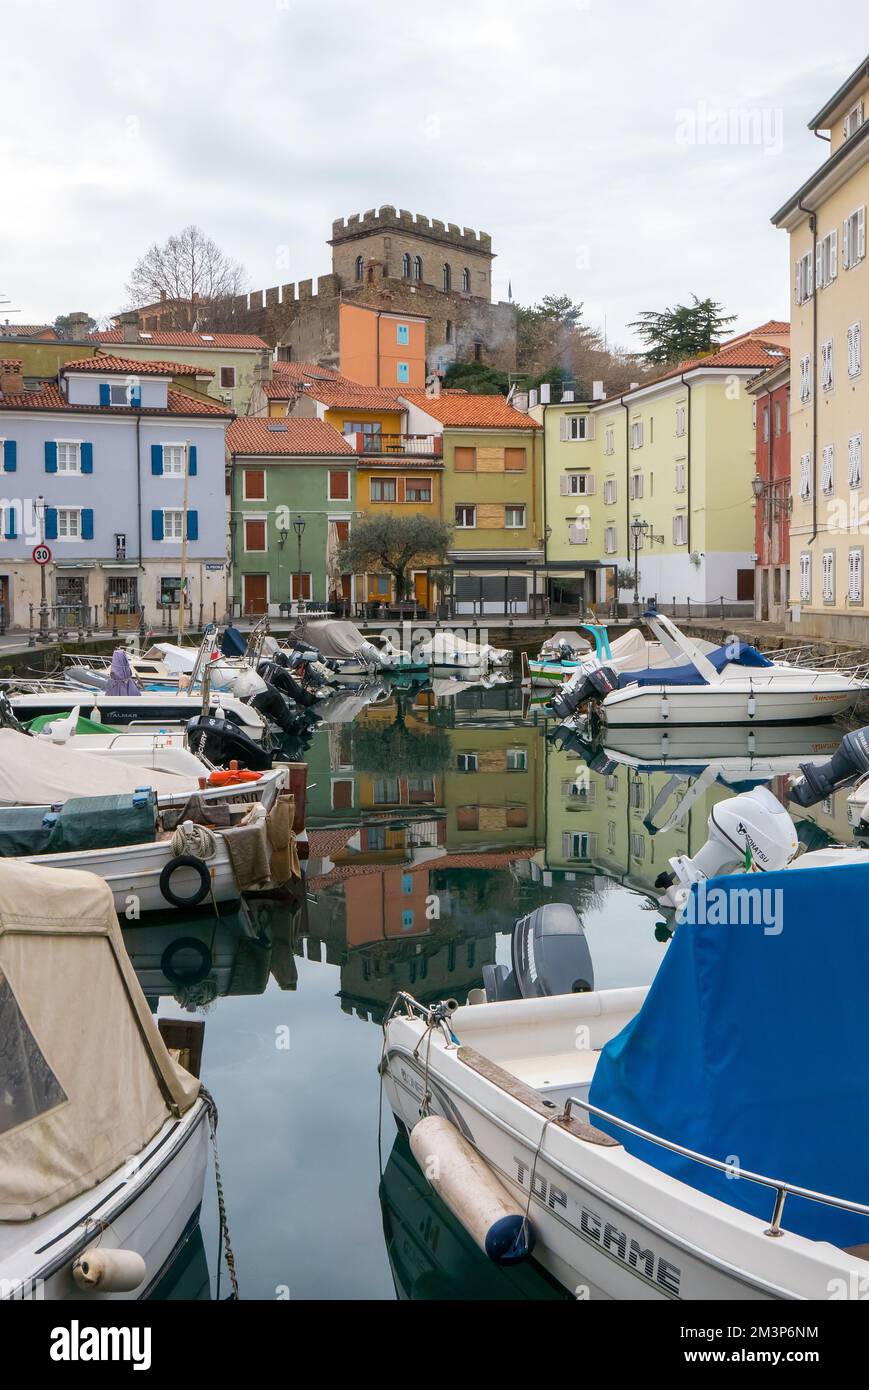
[186,714,273,771]
[482,904,594,1002]
[548,665,619,720]
[789,727,869,808]
[250,682,308,735]
[258,660,318,707]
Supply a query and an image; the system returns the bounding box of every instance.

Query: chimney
[539,383,551,404]
[425,373,441,398]
[512,389,529,413]
[0,359,24,394]
[592,380,606,400]
[67,311,90,341]
[629,381,639,391]
[118,311,140,343]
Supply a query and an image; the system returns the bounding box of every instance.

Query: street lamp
[35,495,49,639]
[629,518,664,615]
[293,516,306,614]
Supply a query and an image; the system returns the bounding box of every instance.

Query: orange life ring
[206,760,263,787]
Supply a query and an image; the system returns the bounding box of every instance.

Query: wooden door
[414,572,429,609]
[243,574,268,616]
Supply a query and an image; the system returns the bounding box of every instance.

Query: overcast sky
[1,0,865,350]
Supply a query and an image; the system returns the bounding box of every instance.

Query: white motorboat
[2,682,269,739]
[0,859,212,1300]
[286,619,427,685]
[416,630,511,671]
[521,630,594,687]
[551,612,869,727]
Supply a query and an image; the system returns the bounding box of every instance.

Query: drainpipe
[621,397,630,609]
[798,199,818,545]
[135,411,143,590]
[680,374,692,555]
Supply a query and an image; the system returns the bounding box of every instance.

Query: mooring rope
[200,1085,239,1300]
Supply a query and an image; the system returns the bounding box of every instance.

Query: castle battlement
[330,206,493,254]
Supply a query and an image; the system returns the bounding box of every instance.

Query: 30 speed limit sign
[32,544,52,566]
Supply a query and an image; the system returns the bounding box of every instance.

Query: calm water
[142,680,846,1300]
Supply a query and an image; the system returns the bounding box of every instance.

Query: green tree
[628,295,737,366]
[336,513,453,601]
[442,360,509,395]
[351,695,452,777]
[53,312,97,338]
[517,294,586,372]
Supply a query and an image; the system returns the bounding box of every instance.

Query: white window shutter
[859,206,866,260]
[830,228,838,279]
[844,216,852,270]
[585,473,596,495]
[559,474,570,495]
[559,416,570,442]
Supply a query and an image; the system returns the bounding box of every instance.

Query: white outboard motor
[656,786,799,909]
[356,640,388,670]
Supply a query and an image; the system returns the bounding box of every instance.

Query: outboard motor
[655,786,799,909]
[186,715,273,771]
[788,727,869,808]
[482,904,594,1002]
[548,664,618,720]
[250,682,307,735]
[258,660,318,707]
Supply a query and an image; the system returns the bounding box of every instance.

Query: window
[343,421,381,453]
[454,447,476,472]
[461,267,471,293]
[762,406,770,441]
[442,263,451,292]
[402,253,411,278]
[474,341,483,362]
[331,779,354,810]
[822,550,835,604]
[396,323,409,346]
[604,525,617,554]
[505,505,526,528]
[373,776,400,804]
[328,469,350,500]
[562,472,595,496]
[396,362,409,383]
[849,548,864,604]
[848,321,863,378]
[561,415,593,441]
[506,748,527,771]
[160,575,184,606]
[674,462,686,493]
[565,777,594,803]
[445,320,453,343]
[843,206,866,269]
[822,444,835,496]
[629,471,644,499]
[844,100,865,141]
[220,366,236,389]
[455,505,476,528]
[57,508,81,539]
[244,518,266,551]
[456,752,478,772]
[799,452,811,500]
[821,338,834,392]
[795,250,814,304]
[0,972,68,1138]
[848,433,863,489]
[603,478,617,505]
[774,401,782,436]
[630,832,646,861]
[630,420,643,449]
[56,441,81,474]
[370,477,397,503]
[291,572,312,600]
[162,444,186,477]
[604,426,615,455]
[108,382,132,406]
[163,509,184,541]
[564,831,598,861]
[405,477,432,503]
[115,533,126,560]
[457,806,480,830]
[568,520,589,545]
[673,513,687,545]
[799,354,812,402]
[414,255,423,281]
[504,448,526,471]
[355,255,364,282]
[816,230,838,289]
[799,552,811,602]
[629,779,645,810]
[244,469,266,500]
[675,404,686,437]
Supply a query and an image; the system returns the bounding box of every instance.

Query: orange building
[338,303,426,389]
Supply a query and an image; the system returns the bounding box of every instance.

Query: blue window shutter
[397,362,409,383]
[80,508,94,541]
[130,383,141,409]
[186,509,198,542]
[151,445,163,475]
[99,383,111,406]
[5,508,16,540]
[3,440,16,472]
[44,508,57,540]
[80,442,93,473]
[45,441,57,473]
[151,509,163,542]
[188,445,197,475]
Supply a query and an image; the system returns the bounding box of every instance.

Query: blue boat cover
[221,627,247,658]
[618,642,773,689]
[589,862,869,1247]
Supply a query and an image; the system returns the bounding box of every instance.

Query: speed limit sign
[32,544,52,566]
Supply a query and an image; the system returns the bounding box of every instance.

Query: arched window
[355,255,364,282]
[402,252,411,278]
[414,255,423,281]
[461,267,471,293]
[442,263,451,292]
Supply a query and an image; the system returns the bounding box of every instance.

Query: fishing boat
[383,849,869,1300]
[0,859,213,1300]
[521,630,594,687]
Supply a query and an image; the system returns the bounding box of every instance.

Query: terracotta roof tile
[400,390,541,430]
[0,383,232,416]
[64,353,212,377]
[271,360,344,382]
[637,334,791,392]
[227,417,355,456]
[92,329,270,349]
[0,325,57,339]
[0,358,23,371]
[303,382,405,411]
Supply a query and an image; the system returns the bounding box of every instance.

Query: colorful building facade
[747,356,792,623]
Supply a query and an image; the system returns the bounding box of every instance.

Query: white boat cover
[417,632,510,664]
[0,859,199,1220]
[0,729,202,805]
[290,620,369,660]
[539,631,592,657]
[143,642,199,673]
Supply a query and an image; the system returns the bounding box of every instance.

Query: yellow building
[444,724,544,851]
[772,55,869,641]
[530,328,789,616]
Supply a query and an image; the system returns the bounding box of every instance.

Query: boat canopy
[590,861,869,1246]
[0,730,202,806]
[618,642,773,689]
[0,859,199,1220]
[539,631,592,657]
[290,620,369,660]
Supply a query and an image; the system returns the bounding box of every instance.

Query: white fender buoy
[72,1247,147,1293]
[410,1114,535,1264]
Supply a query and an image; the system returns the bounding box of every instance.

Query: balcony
[348,432,442,458]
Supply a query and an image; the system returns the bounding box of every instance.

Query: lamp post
[35,494,49,639]
[293,516,306,614]
[277,523,288,615]
[629,518,664,616]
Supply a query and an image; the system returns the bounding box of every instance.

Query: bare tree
[125,225,246,329]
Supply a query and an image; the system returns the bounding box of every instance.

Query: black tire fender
[159,855,211,909]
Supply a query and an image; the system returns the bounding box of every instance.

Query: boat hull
[21,839,241,913]
[599,680,863,727]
